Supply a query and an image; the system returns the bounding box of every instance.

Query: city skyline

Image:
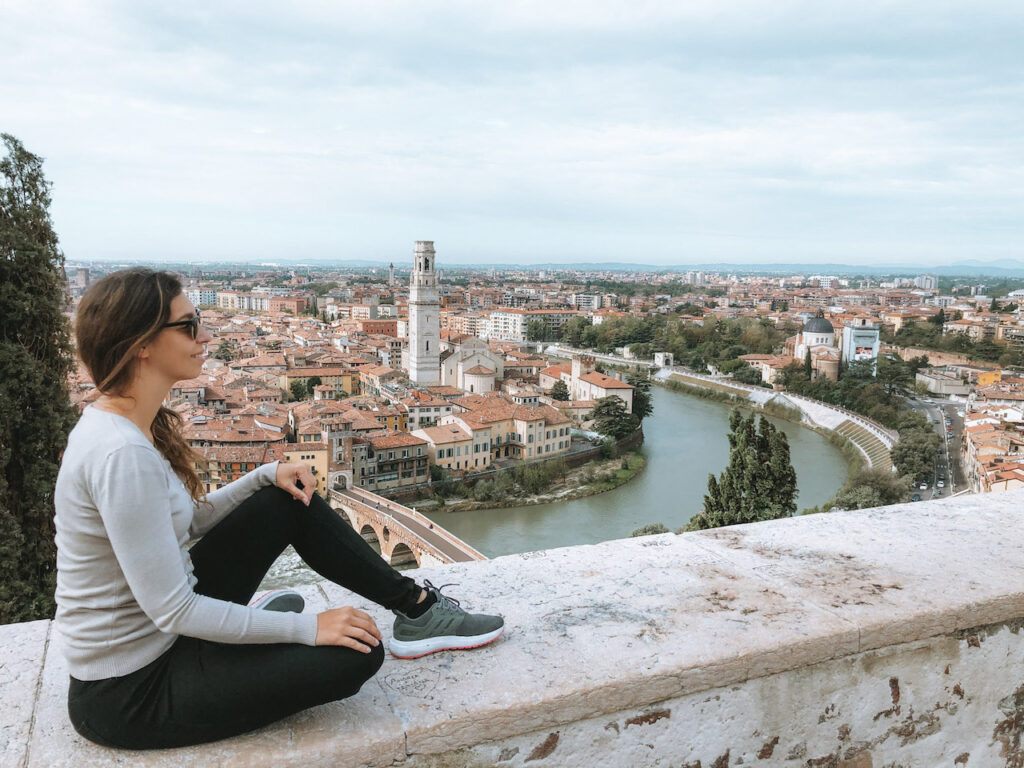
[3,1,1023,267]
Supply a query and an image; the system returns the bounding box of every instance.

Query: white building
[441,336,505,393]
[569,293,601,310]
[915,275,939,291]
[840,319,881,371]
[187,288,218,307]
[486,309,578,342]
[403,241,441,386]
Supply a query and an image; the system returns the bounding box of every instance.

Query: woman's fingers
[315,607,383,648]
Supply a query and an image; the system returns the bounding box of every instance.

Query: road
[904,395,966,500]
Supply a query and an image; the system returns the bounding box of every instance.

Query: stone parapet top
[4,490,1024,766]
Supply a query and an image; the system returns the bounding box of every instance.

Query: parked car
[919,483,929,490]
[937,481,945,488]
[911,494,922,502]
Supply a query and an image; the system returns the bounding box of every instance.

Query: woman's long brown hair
[75,268,204,500]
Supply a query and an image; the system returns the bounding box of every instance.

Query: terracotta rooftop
[369,432,428,449]
[577,371,634,390]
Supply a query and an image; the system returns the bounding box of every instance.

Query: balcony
[3,491,1024,766]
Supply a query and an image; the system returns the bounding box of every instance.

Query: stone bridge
[328,486,485,568]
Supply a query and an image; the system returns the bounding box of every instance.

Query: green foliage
[511,457,568,495]
[598,437,618,459]
[559,316,591,347]
[212,339,235,361]
[673,302,704,316]
[890,412,942,481]
[806,467,913,513]
[570,313,796,375]
[550,380,570,401]
[730,365,765,386]
[289,380,308,401]
[885,318,1015,365]
[626,371,654,422]
[687,409,797,531]
[526,318,550,342]
[0,134,77,623]
[307,375,322,389]
[631,523,669,537]
[590,395,639,439]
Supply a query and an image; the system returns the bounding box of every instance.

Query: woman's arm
[190,460,280,537]
[94,446,317,645]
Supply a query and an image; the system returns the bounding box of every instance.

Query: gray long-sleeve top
[54,406,318,681]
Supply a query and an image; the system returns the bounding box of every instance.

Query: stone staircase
[833,418,894,471]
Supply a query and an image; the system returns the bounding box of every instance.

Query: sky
[2,1,1024,268]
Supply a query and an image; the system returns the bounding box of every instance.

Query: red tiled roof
[578,371,633,390]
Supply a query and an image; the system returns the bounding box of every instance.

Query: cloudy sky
[2,1,1023,267]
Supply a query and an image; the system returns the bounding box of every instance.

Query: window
[402,449,408,458]
[425,341,430,352]
[388,451,395,460]
[528,434,534,443]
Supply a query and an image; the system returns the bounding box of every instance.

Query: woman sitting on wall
[55,268,504,750]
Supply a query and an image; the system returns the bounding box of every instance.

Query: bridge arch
[360,523,381,554]
[389,542,419,568]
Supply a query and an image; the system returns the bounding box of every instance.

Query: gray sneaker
[390,581,504,659]
[249,589,305,613]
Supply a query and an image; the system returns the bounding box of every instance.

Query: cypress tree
[689,409,798,531]
[0,134,77,623]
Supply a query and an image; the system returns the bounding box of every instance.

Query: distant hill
[75,256,1024,278]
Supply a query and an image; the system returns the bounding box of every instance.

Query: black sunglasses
[162,311,202,340]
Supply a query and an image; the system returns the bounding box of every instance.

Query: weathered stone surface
[398,621,1022,767]
[26,629,405,768]
[7,489,1024,766]
[0,620,49,768]
[324,532,862,755]
[688,496,1024,653]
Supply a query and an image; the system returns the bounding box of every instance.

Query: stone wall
[3,491,1023,767]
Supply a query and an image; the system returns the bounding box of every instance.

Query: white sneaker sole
[249,590,305,613]
[389,626,505,659]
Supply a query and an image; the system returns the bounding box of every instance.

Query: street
[904,395,967,500]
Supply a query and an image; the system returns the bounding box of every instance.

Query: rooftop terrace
[3,491,1023,767]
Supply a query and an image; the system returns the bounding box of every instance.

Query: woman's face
[140,293,214,385]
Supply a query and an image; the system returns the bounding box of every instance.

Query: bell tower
[407,241,440,386]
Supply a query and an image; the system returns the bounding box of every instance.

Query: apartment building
[345,432,429,492]
[486,308,578,342]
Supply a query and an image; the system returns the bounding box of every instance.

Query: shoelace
[423,579,462,610]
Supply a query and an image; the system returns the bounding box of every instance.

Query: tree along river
[260,386,849,587]
[420,386,849,557]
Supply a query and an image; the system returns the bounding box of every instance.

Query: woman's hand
[315,607,383,652]
[275,461,317,506]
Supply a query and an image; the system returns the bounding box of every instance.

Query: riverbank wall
[654,368,897,472]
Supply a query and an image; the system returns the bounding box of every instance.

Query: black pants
[67,487,421,750]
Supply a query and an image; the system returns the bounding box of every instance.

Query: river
[420,386,849,557]
[259,385,849,587]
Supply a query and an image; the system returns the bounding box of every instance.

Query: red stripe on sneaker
[389,628,505,660]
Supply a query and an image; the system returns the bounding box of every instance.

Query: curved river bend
[261,387,849,587]
[422,386,849,557]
